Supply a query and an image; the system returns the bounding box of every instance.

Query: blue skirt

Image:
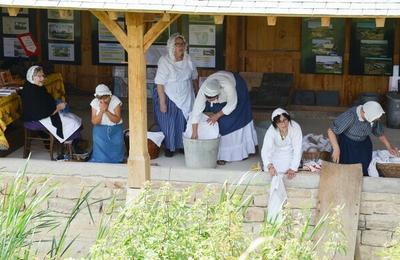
[338,134,372,176]
[204,73,253,136]
[152,87,186,151]
[89,124,124,163]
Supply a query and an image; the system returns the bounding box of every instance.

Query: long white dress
[261,120,303,173]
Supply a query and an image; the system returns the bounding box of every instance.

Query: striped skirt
[153,88,186,152]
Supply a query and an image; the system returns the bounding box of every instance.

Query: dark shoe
[217,160,226,165]
[177,148,185,154]
[164,149,174,157]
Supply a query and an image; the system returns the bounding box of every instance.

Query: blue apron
[338,134,372,176]
[204,73,253,136]
[89,124,124,163]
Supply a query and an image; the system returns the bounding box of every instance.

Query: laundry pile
[368,150,400,177]
[301,134,332,172]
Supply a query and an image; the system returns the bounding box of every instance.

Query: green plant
[380,227,400,259]
[89,173,255,259]
[240,205,347,260]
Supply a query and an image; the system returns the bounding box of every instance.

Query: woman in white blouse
[153,33,198,157]
[190,71,258,165]
[89,84,124,163]
[261,108,303,179]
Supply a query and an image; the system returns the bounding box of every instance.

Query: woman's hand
[331,148,340,163]
[57,102,66,111]
[99,100,109,113]
[160,101,167,113]
[267,163,277,177]
[191,132,198,139]
[286,169,296,179]
[207,111,223,125]
[387,146,399,157]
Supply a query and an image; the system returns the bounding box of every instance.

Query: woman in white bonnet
[190,70,258,165]
[20,65,82,155]
[327,101,398,176]
[153,33,198,157]
[261,108,303,179]
[89,84,124,163]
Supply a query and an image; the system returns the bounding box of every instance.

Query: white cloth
[368,150,400,177]
[267,173,287,222]
[154,54,197,119]
[217,120,258,161]
[39,112,82,143]
[271,108,288,120]
[90,95,123,126]
[302,133,332,153]
[191,71,237,124]
[147,132,165,147]
[184,113,219,140]
[261,120,303,172]
[363,101,385,123]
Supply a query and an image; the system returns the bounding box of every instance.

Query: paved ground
[5,93,400,172]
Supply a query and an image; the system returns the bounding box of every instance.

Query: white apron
[39,112,82,143]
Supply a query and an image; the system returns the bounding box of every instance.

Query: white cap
[203,79,221,97]
[363,101,385,123]
[271,108,288,120]
[94,84,112,97]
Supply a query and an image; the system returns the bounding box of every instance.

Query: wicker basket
[376,163,400,178]
[302,151,331,162]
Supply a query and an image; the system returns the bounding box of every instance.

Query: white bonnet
[203,79,221,97]
[94,84,112,97]
[167,33,187,61]
[271,108,289,121]
[362,101,385,123]
[26,65,40,84]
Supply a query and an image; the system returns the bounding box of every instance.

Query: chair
[23,122,55,160]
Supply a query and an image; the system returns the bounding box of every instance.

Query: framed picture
[189,24,216,46]
[48,43,75,61]
[98,21,124,42]
[2,16,29,34]
[99,43,125,64]
[48,22,74,41]
[47,10,74,20]
[3,37,27,58]
[189,47,216,68]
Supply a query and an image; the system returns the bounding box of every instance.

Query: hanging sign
[17,32,40,57]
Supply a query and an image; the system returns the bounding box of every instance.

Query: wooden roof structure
[1,0,399,189]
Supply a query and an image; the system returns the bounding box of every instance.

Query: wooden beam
[126,12,150,188]
[214,15,224,25]
[376,18,385,28]
[108,11,118,21]
[58,10,70,19]
[321,17,330,27]
[144,14,181,51]
[267,16,277,26]
[91,11,128,51]
[225,16,239,72]
[161,13,170,22]
[7,8,20,17]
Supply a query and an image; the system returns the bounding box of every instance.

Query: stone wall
[1,158,400,258]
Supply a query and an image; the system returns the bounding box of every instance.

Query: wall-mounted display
[349,19,394,76]
[42,10,81,64]
[0,9,37,60]
[99,43,125,64]
[301,18,345,74]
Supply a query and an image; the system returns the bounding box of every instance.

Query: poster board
[42,10,81,64]
[349,18,394,76]
[0,8,37,60]
[301,18,345,74]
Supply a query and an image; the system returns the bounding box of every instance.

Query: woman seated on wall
[89,84,124,163]
[21,65,82,154]
[261,108,303,179]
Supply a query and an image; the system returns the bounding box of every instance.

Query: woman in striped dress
[327,101,398,176]
[153,33,198,157]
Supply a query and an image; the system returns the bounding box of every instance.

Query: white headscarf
[362,101,385,123]
[26,65,40,84]
[203,79,221,97]
[271,108,289,121]
[167,33,187,62]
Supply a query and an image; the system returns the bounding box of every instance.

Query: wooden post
[321,17,330,27]
[375,18,385,28]
[214,15,224,25]
[267,16,277,26]
[125,13,150,188]
[7,8,20,17]
[108,11,118,21]
[225,16,239,72]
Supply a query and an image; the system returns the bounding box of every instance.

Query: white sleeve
[190,59,198,80]
[289,122,303,171]
[190,89,207,124]
[154,56,169,85]
[261,126,275,171]
[221,82,238,116]
[109,96,122,112]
